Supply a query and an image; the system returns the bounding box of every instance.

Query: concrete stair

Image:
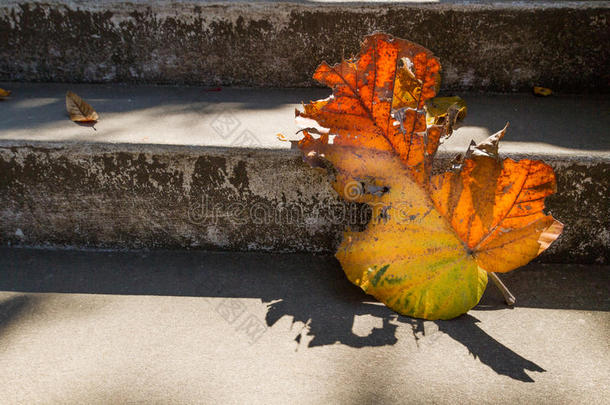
[2,3,608,263]
[1,1,609,92]
[1,2,609,403]
[1,82,609,263]
[0,247,608,403]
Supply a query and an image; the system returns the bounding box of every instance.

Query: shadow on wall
[10,250,607,382]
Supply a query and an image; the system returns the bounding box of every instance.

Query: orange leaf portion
[430,129,563,273]
[297,33,442,184]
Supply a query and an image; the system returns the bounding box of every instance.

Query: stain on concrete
[545,162,610,264]
[0,2,608,92]
[0,142,608,264]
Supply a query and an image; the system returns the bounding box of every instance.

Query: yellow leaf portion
[392,58,421,109]
[66,91,99,122]
[425,96,467,126]
[0,88,11,98]
[533,86,552,97]
[309,143,487,320]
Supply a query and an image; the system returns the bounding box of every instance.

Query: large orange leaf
[297,33,442,184]
[297,33,563,320]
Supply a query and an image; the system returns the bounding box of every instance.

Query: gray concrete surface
[1,82,609,154]
[0,247,608,404]
[1,1,608,92]
[0,83,608,262]
[1,140,608,263]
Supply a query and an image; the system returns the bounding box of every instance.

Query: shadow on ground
[1,248,607,382]
[0,294,39,340]
[1,83,609,150]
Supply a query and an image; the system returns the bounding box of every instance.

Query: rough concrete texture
[0,84,608,261]
[0,1,609,92]
[0,83,609,261]
[0,247,608,404]
[0,140,608,263]
[1,83,609,261]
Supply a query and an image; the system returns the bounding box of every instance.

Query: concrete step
[0,83,609,263]
[1,1,609,92]
[0,247,608,403]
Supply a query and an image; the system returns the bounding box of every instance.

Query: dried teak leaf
[297,33,563,320]
[66,91,99,123]
[0,88,11,99]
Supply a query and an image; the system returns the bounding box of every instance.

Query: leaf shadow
[0,294,39,339]
[73,121,98,131]
[410,315,545,382]
[2,248,590,383]
[256,253,548,382]
[263,284,545,382]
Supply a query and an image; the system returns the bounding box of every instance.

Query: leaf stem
[489,272,516,306]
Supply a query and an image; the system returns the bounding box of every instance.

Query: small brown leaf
[66,91,99,122]
[0,88,11,99]
[533,86,552,97]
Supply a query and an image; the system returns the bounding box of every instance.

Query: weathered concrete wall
[0,141,608,264]
[0,1,608,92]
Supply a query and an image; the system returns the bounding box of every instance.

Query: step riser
[1,142,607,264]
[1,2,608,92]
